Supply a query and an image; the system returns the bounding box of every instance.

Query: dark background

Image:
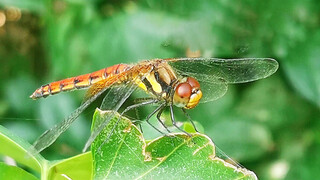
[0,0,319,179]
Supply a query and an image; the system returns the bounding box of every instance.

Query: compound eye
[187,77,200,89]
[175,83,192,98]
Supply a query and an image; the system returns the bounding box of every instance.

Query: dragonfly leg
[181,108,199,132]
[120,99,158,117]
[169,104,192,138]
[146,103,168,136]
[134,107,144,133]
[133,97,155,104]
[156,106,171,133]
[97,99,158,152]
[132,99,147,133]
[123,98,159,133]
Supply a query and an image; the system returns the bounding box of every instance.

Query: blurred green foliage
[0,0,319,179]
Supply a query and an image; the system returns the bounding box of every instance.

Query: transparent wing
[82,82,137,151]
[167,58,278,103]
[32,68,138,153]
[82,65,153,151]
[167,58,278,83]
[197,80,228,103]
[32,81,112,153]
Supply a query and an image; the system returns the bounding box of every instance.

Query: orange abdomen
[30,64,130,99]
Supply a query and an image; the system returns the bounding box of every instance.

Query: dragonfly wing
[32,85,106,153]
[167,58,278,83]
[83,65,153,151]
[198,79,228,103]
[167,58,278,103]
[82,82,137,151]
[32,72,130,153]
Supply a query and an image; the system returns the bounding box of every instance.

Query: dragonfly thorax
[173,77,202,109]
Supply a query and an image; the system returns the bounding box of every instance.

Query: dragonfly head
[173,77,202,109]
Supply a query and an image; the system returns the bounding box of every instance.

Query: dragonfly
[30,58,278,153]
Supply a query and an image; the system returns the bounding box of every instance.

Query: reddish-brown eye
[187,77,200,89]
[175,83,192,98]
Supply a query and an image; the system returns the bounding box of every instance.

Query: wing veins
[32,72,131,153]
[83,65,153,151]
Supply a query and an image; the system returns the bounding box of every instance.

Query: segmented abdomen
[30,64,130,99]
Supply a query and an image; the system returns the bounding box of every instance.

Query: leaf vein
[105,132,128,178]
[135,140,187,180]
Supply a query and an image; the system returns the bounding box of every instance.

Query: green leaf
[183,121,204,133]
[91,109,257,180]
[0,162,38,180]
[0,125,44,172]
[47,152,92,180]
